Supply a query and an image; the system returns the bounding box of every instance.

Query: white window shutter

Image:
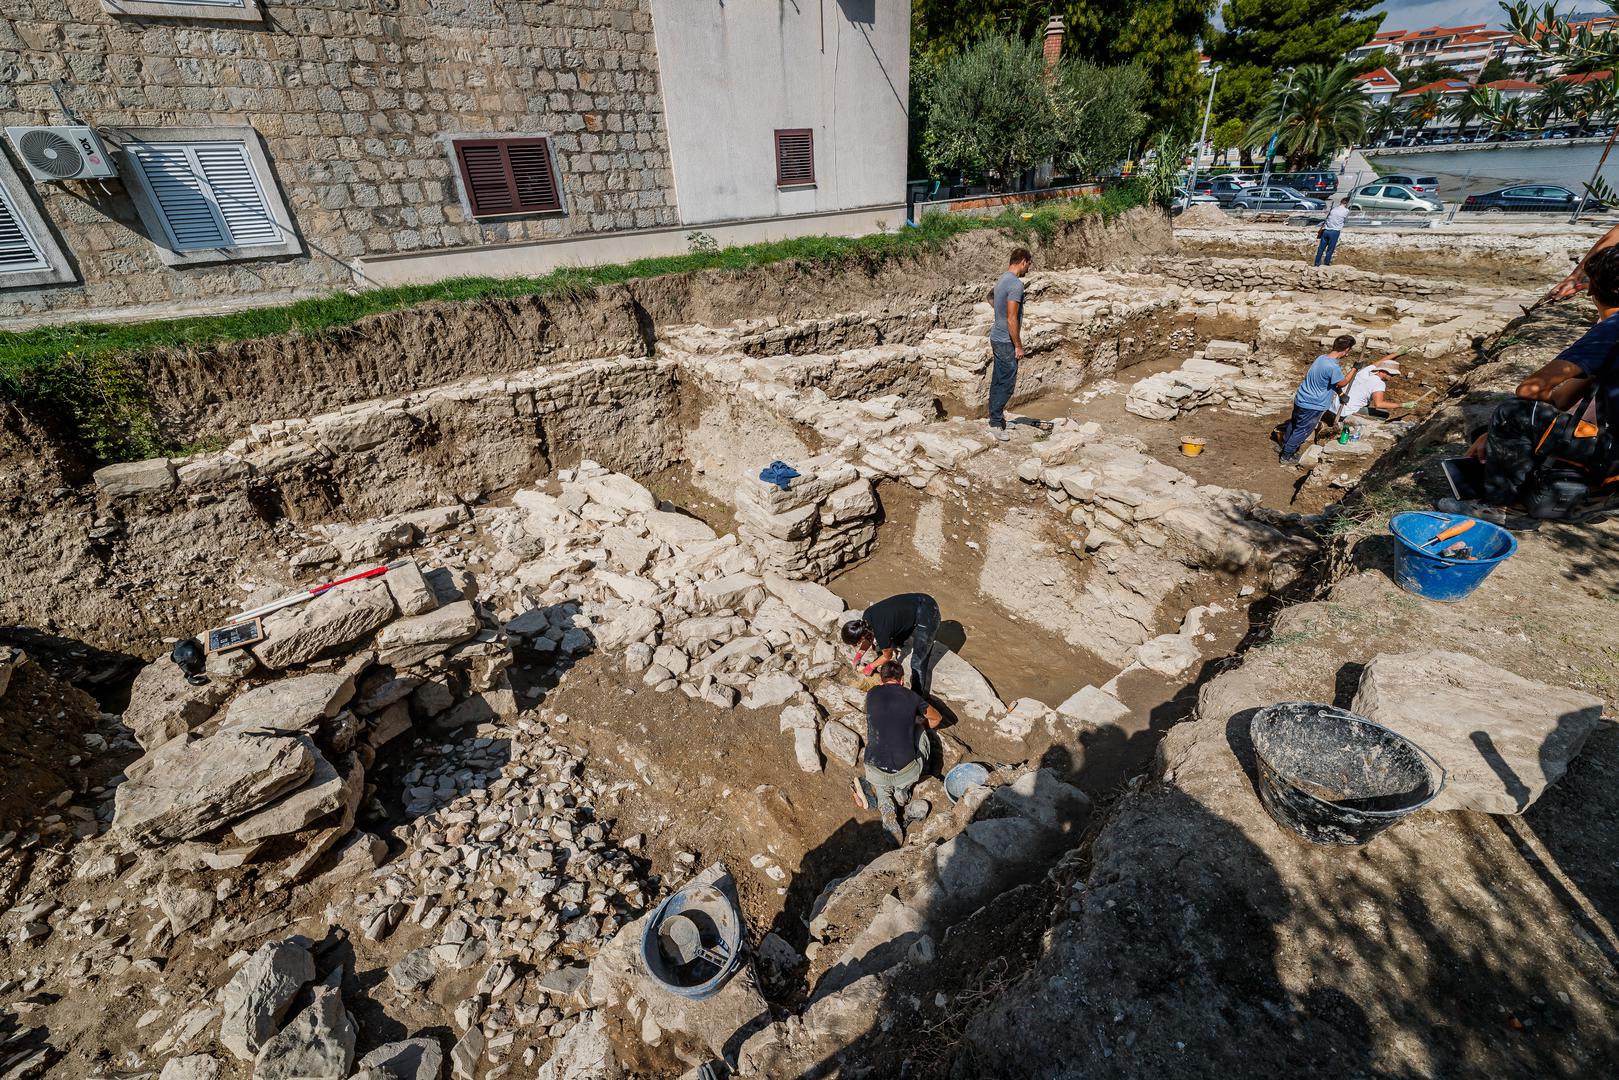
[132,141,283,252]
[195,144,281,245]
[0,185,49,274]
[134,146,229,250]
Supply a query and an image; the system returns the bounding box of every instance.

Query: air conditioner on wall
[5,126,119,182]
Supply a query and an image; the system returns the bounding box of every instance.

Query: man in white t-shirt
[1315,198,1351,266]
[1336,357,1404,421]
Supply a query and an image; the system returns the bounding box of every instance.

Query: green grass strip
[0,185,1146,462]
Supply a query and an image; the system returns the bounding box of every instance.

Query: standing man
[840,592,942,698]
[988,247,1033,442]
[1315,198,1350,266]
[1278,334,1359,464]
[863,660,942,846]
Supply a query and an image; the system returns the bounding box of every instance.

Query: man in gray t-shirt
[987,247,1033,441]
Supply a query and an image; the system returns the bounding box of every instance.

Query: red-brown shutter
[455,138,562,217]
[775,129,815,187]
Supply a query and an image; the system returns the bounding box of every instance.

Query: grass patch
[1,187,1147,463]
[1322,482,1427,543]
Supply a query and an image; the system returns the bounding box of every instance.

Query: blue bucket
[1388,512,1517,603]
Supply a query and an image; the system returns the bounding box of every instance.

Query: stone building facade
[0,0,681,321]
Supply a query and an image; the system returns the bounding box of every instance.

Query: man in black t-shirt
[864,661,942,845]
[840,592,942,697]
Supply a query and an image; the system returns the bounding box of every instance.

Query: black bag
[1523,386,1610,518]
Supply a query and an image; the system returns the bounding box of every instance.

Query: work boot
[880,809,904,847]
[989,426,1010,443]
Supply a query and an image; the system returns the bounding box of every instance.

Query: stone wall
[0,0,677,319]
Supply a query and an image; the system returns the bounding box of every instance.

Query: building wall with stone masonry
[0,0,679,320]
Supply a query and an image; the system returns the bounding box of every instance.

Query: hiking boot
[989,427,1010,443]
[1279,453,1300,466]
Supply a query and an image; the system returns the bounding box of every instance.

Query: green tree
[912,0,1214,125]
[1504,1,1619,70]
[1211,116,1247,159]
[1476,56,1514,84]
[1490,96,1529,136]
[1209,0,1384,131]
[1446,89,1493,138]
[922,35,1061,185]
[1586,76,1619,124]
[1402,88,1447,130]
[1533,79,1580,128]
[908,47,938,180]
[1366,101,1403,142]
[1052,61,1150,175]
[1246,62,1368,167]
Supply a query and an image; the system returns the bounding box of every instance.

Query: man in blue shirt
[1278,334,1359,464]
[1445,246,1619,519]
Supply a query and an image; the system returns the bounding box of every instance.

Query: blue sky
[1371,0,1603,29]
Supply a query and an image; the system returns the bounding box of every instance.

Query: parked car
[1378,174,1440,195]
[1348,183,1444,213]
[1230,186,1326,211]
[1273,171,1338,195]
[1171,187,1220,214]
[1460,185,1608,213]
[1192,175,1257,204]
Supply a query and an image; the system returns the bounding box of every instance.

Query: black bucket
[1250,702,1445,846]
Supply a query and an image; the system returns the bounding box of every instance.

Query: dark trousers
[1315,229,1340,266]
[907,595,942,697]
[988,338,1018,427]
[1483,397,1617,505]
[1280,404,1327,456]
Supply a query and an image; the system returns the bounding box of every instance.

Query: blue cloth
[1295,354,1345,410]
[988,337,1018,427]
[1556,310,1619,425]
[1314,229,1340,266]
[758,461,800,490]
[1280,404,1327,456]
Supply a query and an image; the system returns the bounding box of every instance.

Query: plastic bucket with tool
[1250,702,1445,846]
[1388,511,1516,602]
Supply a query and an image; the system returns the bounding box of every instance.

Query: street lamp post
[1186,65,1222,202]
[1260,67,1296,191]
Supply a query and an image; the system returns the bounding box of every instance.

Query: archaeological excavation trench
[0,214,1558,1079]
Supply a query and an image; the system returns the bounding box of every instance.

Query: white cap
[1374,359,1402,374]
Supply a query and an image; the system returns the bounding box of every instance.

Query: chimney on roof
[1044,16,1065,73]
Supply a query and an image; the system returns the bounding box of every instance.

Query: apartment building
[0,0,911,322]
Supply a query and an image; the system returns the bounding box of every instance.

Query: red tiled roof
[1484,79,1542,91]
[1398,23,1488,41]
[1397,79,1473,96]
[1557,69,1614,85]
[1354,67,1401,89]
[1444,30,1509,46]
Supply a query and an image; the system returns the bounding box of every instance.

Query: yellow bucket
[1181,438,1206,457]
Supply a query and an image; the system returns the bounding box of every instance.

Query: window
[451,138,563,218]
[100,0,264,24]
[774,129,815,188]
[0,154,76,289]
[118,127,302,266]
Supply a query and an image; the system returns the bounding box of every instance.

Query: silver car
[1230,186,1326,211]
[1349,182,1444,213]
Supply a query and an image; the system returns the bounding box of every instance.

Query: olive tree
[922,35,1060,185]
[1053,61,1150,176]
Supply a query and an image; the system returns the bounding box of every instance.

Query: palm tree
[1403,89,1447,133]
[1534,80,1579,131]
[1446,89,1492,139]
[1491,97,1528,138]
[1367,102,1403,143]
[1245,63,1368,168]
[1587,77,1619,128]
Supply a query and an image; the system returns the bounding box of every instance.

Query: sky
[1373,0,1510,29]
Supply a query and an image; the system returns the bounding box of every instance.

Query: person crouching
[864,660,942,846]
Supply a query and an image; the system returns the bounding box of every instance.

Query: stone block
[93,458,176,498]
[252,580,397,670]
[1351,650,1605,814]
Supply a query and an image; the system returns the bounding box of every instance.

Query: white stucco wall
[648,0,909,226]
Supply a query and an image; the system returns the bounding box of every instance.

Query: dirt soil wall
[5,209,1171,477]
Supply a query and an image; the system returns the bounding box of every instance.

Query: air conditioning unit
[5,126,119,182]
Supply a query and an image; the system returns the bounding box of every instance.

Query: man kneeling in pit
[864,660,942,846]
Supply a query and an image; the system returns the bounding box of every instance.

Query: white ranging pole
[1187,64,1221,199]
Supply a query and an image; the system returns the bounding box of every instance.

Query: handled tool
[1421,519,1476,548]
[224,561,402,625]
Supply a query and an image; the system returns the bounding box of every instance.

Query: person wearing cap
[1336,355,1406,423]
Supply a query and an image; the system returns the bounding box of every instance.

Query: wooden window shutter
[775,129,815,187]
[0,185,49,274]
[455,138,562,218]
